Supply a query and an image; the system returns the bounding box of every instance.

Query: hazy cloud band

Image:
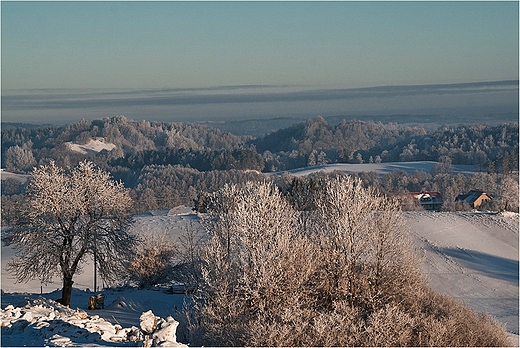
[3,80,518,111]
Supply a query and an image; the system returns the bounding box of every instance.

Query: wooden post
[94,251,97,292]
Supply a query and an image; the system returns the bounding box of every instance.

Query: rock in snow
[140,310,158,334]
[139,310,183,347]
[0,297,185,347]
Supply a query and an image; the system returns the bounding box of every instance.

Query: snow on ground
[132,205,202,243]
[66,138,116,155]
[405,210,519,345]
[1,289,186,346]
[1,206,202,294]
[0,169,30,183]
[1,207,199,346]
[273,161,481,177]
[2,208,518,346]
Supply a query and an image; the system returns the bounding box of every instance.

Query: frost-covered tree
[188,177,509,346]
[498,174,519,212]
[5,161,135,306]
[190,178,421,346]
[5,145,36,172]
[193,181,314,345]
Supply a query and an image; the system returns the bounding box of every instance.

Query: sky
[1,1,519,124]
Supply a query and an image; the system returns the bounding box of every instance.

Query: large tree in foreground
[5,160,135,306]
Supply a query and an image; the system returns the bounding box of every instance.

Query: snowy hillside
[0,169,29,183]
[406,211,519,342]
[2,208,518,346]
[66,138,116,155]
[272,161,481,177]
[1,206,199,293]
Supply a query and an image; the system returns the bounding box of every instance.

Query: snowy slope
[66,138,116,155]
[272,161,481,177]
[1,206,201,293]
[2,209,518,345]
[405,211,519,344]
[0,169,30,183]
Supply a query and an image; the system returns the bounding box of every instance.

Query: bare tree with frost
[188,177,509,346]
[5,160,135,306]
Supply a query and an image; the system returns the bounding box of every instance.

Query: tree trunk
[61,276,74,307]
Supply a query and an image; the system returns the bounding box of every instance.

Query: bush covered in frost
[186,178,511,346]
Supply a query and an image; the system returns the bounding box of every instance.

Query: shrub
[126,233,176,289]
[186,178,512,346]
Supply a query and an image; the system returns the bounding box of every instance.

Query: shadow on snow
[440,247,519,284]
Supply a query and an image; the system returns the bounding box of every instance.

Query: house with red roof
[397,191,444,211]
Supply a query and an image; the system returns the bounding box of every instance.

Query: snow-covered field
[274,161,481,177]
[2,207,518,346]
[0,169,29,183]
[406,211,519,343]
[66,138,117,155]
[1,206,199,293]
[1,207,198,346]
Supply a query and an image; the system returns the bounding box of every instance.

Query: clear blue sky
[2,1,518,91]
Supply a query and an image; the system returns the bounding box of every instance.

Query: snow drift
[66,138,116,155]
[1,296,185,347]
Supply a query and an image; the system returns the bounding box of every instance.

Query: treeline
[1,115,518,219]
[1,115,247,172]
[2,115,518,175]
[131,165,265,213]
[113,147,263,172]
[252,116,519,172]
[2,159,518,226]
[272,169,518,213]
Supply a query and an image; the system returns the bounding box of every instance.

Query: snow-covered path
[405,211,519,344]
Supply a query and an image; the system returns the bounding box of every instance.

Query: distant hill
[200,112,519,137]
[1,122,55,130]
[199,116,304,137]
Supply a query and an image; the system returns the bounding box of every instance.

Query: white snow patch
[66,138,116,155]
[1,289,187,347]
[0,295,185,347]
[0,169,29,183]
[271,161,480,177]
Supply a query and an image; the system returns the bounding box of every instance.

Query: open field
[273,161,482,177]
[405,211,518,343]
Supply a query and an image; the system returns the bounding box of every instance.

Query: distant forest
[1,115,518,220]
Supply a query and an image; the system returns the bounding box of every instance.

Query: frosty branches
[5,160,135,305]
[189,177,509,346]
[126,232,177,289]
[190,177,422,346]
